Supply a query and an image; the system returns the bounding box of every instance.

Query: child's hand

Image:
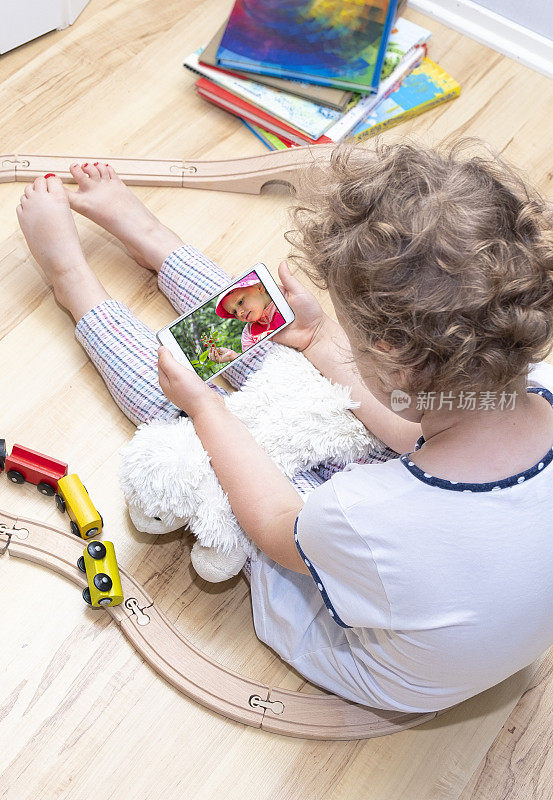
[272,260,327,352]
[158,347,222,419]
[209,345,239,364]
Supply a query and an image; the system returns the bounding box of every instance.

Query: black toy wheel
[70,521,80,537]
[55,494,66,512]
[85,527,99,538]
[0,439,6,471]
[77,555,86,573]
[7,470,24,484]
[98,597,112,606]
[37,482,55,497]
[82,586,92,605]
[94,573,112,592]
[87,541,106,560]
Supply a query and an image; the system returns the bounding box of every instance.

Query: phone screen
[168,269,288,380]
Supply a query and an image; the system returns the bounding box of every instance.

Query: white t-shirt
[249,362,553,712]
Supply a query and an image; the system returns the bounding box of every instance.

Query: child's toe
[81,163,99,180]
[96,163,109,179]
[34,176,50,192]
[83,163,101,180]
[45,175,66,196]
[106,164,119,179]
[70,163,90,188]
[24,184,35,199]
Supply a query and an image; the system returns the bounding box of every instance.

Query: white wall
[408,0,553,79]
[470,0,553,40]
[0,0,90,54]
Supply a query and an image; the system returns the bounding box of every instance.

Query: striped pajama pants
[75,245,398,496]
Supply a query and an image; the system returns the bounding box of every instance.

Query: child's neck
[412,381,553,483]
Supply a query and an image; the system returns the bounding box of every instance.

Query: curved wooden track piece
[0,510,438,739]
[0,146,337,194]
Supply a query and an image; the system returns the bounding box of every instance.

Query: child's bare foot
[65,163,183,271]
[16,176,110,321]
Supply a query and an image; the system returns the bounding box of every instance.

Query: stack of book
[185,1,460,150]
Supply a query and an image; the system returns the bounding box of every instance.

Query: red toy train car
[2,440,68,495]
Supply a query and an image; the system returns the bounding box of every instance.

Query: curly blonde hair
[286,138,553,395]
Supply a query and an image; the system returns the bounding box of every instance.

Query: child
[15,140,553,713]
[209,272,286,365]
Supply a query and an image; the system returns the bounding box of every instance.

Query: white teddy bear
[119,344,384,582]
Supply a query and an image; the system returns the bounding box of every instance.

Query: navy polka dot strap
[400,386,553,493]
[294,518,351,629]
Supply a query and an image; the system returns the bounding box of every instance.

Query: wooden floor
[1,1,553,798]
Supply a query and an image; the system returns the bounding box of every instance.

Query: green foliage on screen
[170,299,245,380]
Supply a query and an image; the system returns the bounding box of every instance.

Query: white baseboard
[408,0,553,80]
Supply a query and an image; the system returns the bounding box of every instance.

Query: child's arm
[158,347,309,575]
[274,262,421,454]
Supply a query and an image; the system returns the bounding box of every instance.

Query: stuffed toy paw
[119,415,256,581]
[119,344,383,582]
[190,541,251,583]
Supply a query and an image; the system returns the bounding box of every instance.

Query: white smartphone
[157,262,295,381]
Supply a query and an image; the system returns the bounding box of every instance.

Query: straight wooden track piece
[0,155,17,183]
[12,154,184,187]
[0,509,438,740]
[8,145,337,194]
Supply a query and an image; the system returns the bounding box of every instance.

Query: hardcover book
[216,0,399,93]
[201,21,354,111]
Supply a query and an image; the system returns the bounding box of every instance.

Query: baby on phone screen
[209,271,286,364]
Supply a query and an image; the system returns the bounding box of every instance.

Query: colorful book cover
[349,57,460,140]
[185,49,341,139]
[200,22,354,110]
[195,76,334,145]
[216,0,399,93]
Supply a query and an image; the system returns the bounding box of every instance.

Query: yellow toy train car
[77,540,123,608]
[56,473,103,539]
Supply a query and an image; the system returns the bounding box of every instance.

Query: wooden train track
[0,510,439,740]
[0,146,337,194]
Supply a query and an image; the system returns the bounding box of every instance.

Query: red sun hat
[215,271,261,319]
